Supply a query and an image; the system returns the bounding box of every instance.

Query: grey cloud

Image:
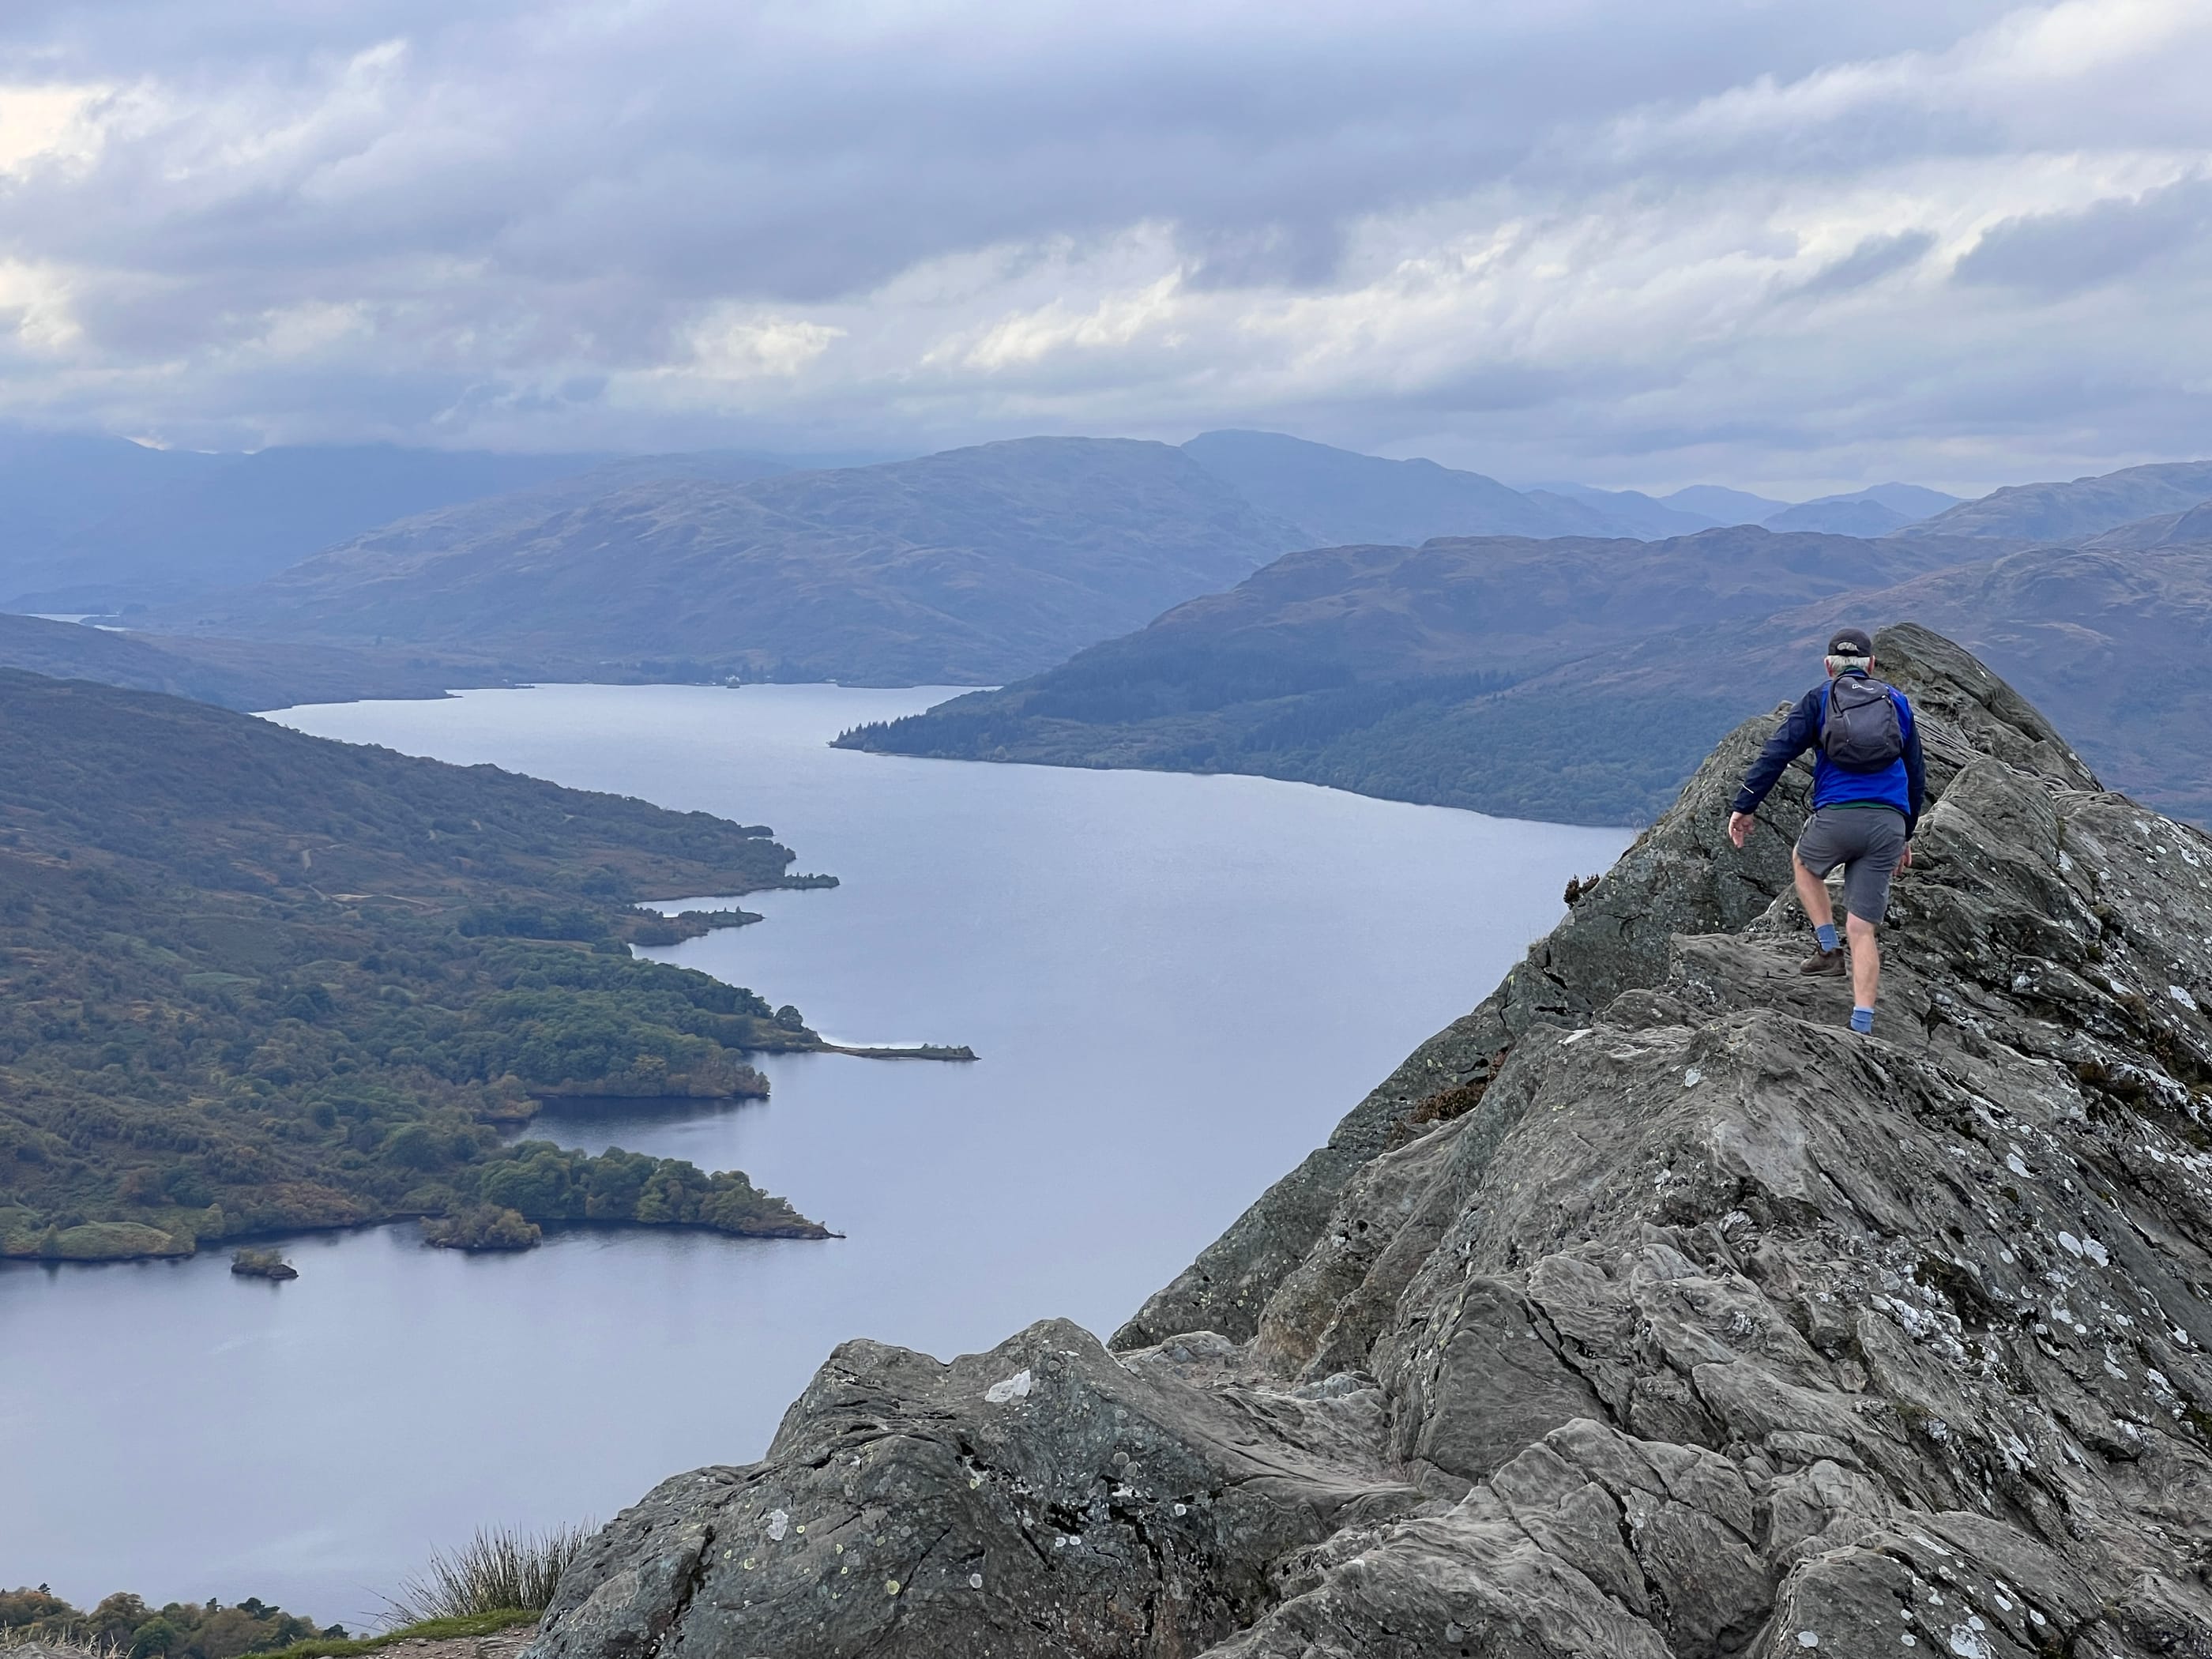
[1954,177,2212,296]
[1790,229,1936,298]
[2,1,2021,305]
[0,0,2205,488]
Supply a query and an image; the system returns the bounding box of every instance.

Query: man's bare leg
[1846,912,1881,1018]
[1793,853,1834,934]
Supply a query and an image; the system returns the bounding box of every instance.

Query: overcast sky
[1,0,2206,493]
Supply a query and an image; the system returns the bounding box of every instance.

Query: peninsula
[0,670,849,1263]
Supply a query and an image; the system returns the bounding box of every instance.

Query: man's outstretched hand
[1728,811,1755,848]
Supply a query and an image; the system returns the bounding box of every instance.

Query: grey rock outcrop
[531,623,2212,1657]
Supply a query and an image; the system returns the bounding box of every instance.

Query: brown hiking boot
[1797,946,1847,976]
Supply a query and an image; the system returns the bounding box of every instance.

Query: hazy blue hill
[837,524,1998,821]
[0,429,228,547]
[1522,481,1717,537]
[1761,482,1961,536]
[160,438,1310,685]
[1905,457,2212,543]
[1762,495,1913,535]
[1854,482,1962,518]
[6,444,611,609]
[1661,483,1791,523]
[1178,428,1675,543]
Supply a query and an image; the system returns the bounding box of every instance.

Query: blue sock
[1815,923,1838,953]
[1850,1007,1874,1034]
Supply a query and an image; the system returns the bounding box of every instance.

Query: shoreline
[1,1208,843,1269]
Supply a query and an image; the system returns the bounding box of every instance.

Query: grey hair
[1826,653,1872,675]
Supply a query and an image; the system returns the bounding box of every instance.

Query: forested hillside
[837,524,2003,822]
[0,672,839,1262]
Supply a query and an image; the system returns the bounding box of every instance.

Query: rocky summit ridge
[527,624,2212,1658]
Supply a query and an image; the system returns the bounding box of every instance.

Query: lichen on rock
[528,624,2212,1657]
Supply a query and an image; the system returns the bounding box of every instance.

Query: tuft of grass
[2,1627,130,1659]
[383,1525,594,1625]
[249,1609,539,1659]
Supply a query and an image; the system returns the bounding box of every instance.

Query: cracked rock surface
[529,625,2212,1657]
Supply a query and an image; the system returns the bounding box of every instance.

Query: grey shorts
[1796,805,1908,924]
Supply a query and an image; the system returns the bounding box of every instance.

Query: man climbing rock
[1726,625,1925,1035]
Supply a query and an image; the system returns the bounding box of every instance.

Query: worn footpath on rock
[524,623,2212,1657]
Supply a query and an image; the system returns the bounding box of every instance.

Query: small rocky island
[228,1247,298,1281]
[422,1205,541,1251]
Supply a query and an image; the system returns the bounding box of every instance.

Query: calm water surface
[0,684,1631,1623]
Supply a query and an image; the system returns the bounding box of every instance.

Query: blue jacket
[1732,670,1926,833]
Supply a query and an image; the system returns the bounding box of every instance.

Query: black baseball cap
[1827,626,1873,657]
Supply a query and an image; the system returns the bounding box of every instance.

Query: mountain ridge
[1904,457,2212,543]
[153,438,1311,686]
[528,624,2212,1658]
[1182,430,1716,543]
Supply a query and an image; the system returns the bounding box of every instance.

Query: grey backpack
[1823,675,1905,770]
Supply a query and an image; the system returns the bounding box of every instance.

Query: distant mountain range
[1179,431,1717,542]
[0,424,1969,626]
[1533,476,1961,537]
[153,438,1311,684]
[6,425,2212,764]
[72,428,1984,685]
[1184,431,1962,542]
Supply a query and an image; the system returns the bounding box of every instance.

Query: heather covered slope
[840,523,2212,828]
[529,626,2212,1658]
[834,525,2001,822]
[1779,546,2212,823]
[160,438,1308,684]
[1480,544,2212,827]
